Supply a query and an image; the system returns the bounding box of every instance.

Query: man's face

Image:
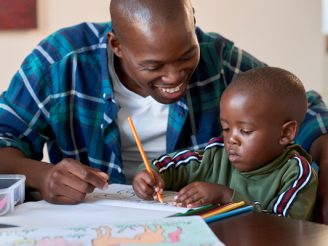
[109,20,200,104]
[220,89,285,172]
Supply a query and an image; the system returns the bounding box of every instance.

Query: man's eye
[141,67,158,72]
[140,65,163,72]
[180,55,193,61]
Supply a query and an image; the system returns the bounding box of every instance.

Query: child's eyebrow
[236,120,256,126]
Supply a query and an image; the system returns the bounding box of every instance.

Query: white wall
[193,0,326,98]
[0,0,110,92]
[0,0,327,97]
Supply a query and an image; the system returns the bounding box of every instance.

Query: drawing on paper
[87,184,189,215]
[0,217,223,246]
[90,185,178,205]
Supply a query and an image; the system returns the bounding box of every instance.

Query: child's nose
[228,132,239,145]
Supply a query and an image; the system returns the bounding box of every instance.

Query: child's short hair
[226,67,307,124]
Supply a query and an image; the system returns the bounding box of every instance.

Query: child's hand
[132,170,165,201]
[173,182,234,208]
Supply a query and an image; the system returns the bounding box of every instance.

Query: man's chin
[153,91,186,104]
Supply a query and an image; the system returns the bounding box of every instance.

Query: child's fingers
[186,200,204,208]
[153,172,165,191]
[142,170,157,186]
[176,184,196,198]
[177,183,197,195]
[183,195,201,207]
[175,188,198,204]
[133,171,157,200]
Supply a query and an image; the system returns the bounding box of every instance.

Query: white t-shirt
[108,49,168,184]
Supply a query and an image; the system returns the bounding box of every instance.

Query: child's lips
[227,150,240,162]
[228,154,239,162]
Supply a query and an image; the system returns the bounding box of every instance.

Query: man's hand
[310,134,328,224]
[39,158,108,204]
[132,170,164,201]
[173,182,233,208]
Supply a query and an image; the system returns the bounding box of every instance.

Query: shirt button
[100,124,104,129]
[103,93,106,99]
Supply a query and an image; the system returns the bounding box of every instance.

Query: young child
[132,67,318,220]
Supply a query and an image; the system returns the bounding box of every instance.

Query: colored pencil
[198,202,236,217]
[170,204,218,217]
[201,201,246,219]
[127,116,164,203]
[204,205,253,223]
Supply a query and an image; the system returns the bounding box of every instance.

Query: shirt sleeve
[268,156,318,220]
[151,150,205,191]
[0,48,51,160]
[149,139,226,192]
[221,42,267,85]
[296,90,328,151]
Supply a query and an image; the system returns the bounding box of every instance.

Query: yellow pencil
[201,201,245,219]
[127,116,164,203]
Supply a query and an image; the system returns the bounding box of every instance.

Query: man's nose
[161,64,184,83]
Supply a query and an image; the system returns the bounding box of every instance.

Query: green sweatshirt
[147,137,317,220]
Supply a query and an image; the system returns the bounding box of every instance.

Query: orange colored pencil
[127,116,164,203]
[201,201,245,219]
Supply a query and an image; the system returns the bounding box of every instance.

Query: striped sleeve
[153,150,203,173]
[151,137,224,190]
[153,137,224,173]
[272,154,314,217]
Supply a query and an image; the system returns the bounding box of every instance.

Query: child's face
[220,90,285,172]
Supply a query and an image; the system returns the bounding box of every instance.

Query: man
[0,0,327,223]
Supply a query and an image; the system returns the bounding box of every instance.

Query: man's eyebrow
[139,59,162,65]
[140,46,197,65]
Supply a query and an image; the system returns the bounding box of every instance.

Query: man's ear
[279,120,298,145]
[108,32,123,57]
[192,7,196,25]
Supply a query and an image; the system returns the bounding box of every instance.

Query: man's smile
[159,82,184,94]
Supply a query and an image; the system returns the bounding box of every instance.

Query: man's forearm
[309,134,328,224]
[0,147,52,191]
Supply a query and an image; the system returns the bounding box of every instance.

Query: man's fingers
[52,165,98,193]
[61,159,108,189]
[49,194,84,205]
[45,181,89,204]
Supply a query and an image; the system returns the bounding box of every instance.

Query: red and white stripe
[272,154,312,217]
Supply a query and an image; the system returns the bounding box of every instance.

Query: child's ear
[108,32,123,57]
[279,120,298,145]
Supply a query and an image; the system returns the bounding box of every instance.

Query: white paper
[1,184,189,228]
[85,184,188,213]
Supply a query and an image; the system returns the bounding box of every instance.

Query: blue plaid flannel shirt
[0,22,327,183]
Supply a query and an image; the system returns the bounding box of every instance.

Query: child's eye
[222,128,230,132]
[240,129,253,135]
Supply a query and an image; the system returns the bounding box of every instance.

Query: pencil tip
[158,193,164,204]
